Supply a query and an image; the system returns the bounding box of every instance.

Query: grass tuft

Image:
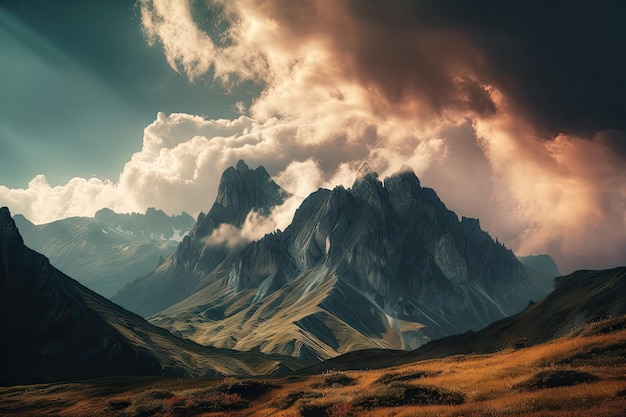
[108,398,131,410]
[217,380,279,400]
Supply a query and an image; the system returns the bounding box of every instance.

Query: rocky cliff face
[0,207,306,385]
[12,208,194,297]
[113,160,290,316]
[148,162,552,360]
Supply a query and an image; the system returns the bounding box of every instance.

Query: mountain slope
[518,254,562,277]
[13,208,194,297]
[149,163,552,360]
[0,207,306,386]
[113,160,290,316]
[301,266,626,373]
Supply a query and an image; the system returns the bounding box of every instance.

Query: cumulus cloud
[1,1,624,273]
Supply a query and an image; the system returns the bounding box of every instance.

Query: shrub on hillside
[311,373,356,388]
[515,370,600,390]
[273,390,323,409]
[374,370,440,384]
[353,383,464,409]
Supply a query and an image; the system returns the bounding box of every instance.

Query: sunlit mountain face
[0,2,625,415]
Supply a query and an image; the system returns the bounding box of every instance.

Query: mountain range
[13,208,194,297]
[2,159,623,392]
[116,161,553,360]
[0,207,305,385]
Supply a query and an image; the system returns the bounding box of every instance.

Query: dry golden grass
[2,316,626,417]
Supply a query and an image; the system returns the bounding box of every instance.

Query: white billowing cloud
[139,0,268,83]
[0,175,130,224]
[204,223,249,249]
[205,192,310,249]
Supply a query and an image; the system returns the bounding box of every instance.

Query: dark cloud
[252,1,626,135]
[346,0,626,136]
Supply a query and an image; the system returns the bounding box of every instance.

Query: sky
[0,0,625,274]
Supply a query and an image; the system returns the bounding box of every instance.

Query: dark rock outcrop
[518,254,562,277]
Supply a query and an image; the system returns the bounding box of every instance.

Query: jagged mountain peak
[0,207,22,243]
[235,159,250,172]
[351,164,390,214]
[121,162,552,357]
[15,207,195,297]
[94,207,115,219]
[205,160,289,231]
[145,206,166,217]
[385,165,421,188]
[355,161,375,178]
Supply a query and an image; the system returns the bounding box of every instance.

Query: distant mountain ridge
[0,207,306,385]
[118,161,552,360]
[13,208,194,297]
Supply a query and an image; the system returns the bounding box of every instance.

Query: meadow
[2,315,625,417]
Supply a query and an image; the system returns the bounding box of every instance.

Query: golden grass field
[2,315,626,417]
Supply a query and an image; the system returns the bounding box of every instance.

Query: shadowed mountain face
[13,208,194,297]
[0,207,306,386]
[301,266,626,373]
[141,162,551,360]
[113,160,290,316]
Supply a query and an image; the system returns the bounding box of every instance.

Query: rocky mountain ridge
[140,161,552,359]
